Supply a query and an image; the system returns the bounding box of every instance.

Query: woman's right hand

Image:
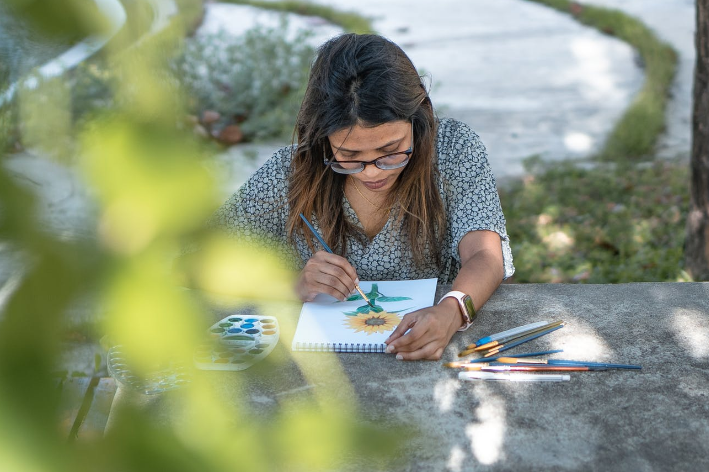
[296,251,359,302]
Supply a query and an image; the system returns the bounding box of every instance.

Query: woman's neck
[346,177,392,238]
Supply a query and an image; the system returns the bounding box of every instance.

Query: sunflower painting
[341,283,413,335]
[344,310,402,335]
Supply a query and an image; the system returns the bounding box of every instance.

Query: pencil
[299,213,375,308]
[483,324,564,357]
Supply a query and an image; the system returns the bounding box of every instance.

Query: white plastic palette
[193,314,280,371]
[107,345,191,395]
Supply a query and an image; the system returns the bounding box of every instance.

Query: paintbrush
[464,365,605,372]
[443,349,564,367]
[483,323,565,357]
[469,320,551,348]
[299,213,375,308]
[472,320,564,352]
[458,322,564,358]
[491,358,642,370]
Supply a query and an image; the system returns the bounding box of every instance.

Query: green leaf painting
[340,283,414,316]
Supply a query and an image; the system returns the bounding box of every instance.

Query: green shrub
[173,19,315,142]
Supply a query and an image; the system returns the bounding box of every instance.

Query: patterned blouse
[213,118,514,284]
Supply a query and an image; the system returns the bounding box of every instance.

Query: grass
[499,157,690,283]
[499,1,687,283]
[528,0,677,161]
[221,0,375,33]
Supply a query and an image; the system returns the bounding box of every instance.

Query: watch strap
[438,290,477,331]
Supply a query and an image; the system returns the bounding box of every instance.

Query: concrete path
[579,0,696,159]
[211,0,695,185]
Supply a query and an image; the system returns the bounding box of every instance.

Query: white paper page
[291,278,437,351]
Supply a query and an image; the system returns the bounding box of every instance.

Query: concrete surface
[580,0,697,159]
[107,282,709,472]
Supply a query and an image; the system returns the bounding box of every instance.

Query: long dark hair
[287,33,445,267]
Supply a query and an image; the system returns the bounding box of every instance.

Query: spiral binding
[294,342,386,353]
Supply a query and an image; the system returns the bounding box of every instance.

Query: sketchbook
[291,278,438,352]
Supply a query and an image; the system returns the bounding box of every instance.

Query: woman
[213,33,514,360]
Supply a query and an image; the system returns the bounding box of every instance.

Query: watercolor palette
[107,345,191,395]
[193,314,280,371]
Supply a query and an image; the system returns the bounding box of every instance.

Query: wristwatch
[438,290,477,331]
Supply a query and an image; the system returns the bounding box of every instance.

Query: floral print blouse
[212,118,514,284]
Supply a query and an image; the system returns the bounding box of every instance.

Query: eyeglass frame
[324,122,414,175]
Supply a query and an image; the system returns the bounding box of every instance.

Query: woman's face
[327,120,412,194]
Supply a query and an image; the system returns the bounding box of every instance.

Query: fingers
[297,251,359,301]
[387,320,431,353]
[385,313,417,344]
[396,343,445,361]
[385,307,457,361]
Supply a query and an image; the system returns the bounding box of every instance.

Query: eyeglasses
[324,123,414,175]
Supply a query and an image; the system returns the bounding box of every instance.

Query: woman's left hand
[384,298,462,360]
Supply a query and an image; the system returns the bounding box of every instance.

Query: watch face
[462,295,476,322]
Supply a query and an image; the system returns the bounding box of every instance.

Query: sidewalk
[212,0,694,185]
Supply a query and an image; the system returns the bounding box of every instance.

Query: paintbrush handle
[484,324,564,357]
[472,320,551,346]
[548,360,642,369]
[482,365,597,372]
[473,320,564,351]
[299,213,374,308]
[299,213,334,253]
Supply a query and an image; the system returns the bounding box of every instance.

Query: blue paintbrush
[489,359,641,370]
[299,213,375,308]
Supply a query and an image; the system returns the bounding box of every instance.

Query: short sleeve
[210,146,293,252]
[437,119,515,279]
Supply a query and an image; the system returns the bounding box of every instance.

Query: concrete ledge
[109,282,709,471]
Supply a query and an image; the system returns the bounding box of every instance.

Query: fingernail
[355,278,360,285]
[385,345,394,354]
[350,289,357,296]
[396,354,403,360]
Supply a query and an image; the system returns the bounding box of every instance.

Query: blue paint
[241,323,255,329]
[227,328,243,334]
[244,318,259,323]
[245,328,260,335]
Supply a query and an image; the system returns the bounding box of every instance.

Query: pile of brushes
[447,321,641,382]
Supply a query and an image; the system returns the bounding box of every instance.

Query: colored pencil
[483,324,564,357]
[474,320,564,351]
[299,213,375,308]
[470,320,550,348]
